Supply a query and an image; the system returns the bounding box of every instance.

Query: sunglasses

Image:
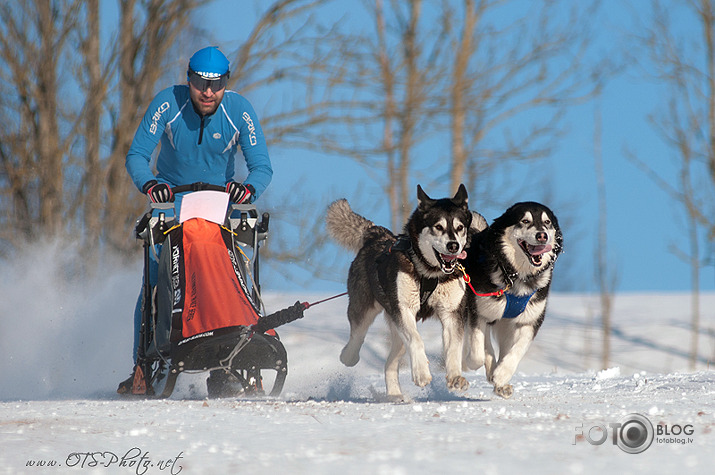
[188,70,229,93]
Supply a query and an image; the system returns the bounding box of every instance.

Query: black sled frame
[131,183,302,398]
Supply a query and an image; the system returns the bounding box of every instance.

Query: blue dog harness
[458,255,537,319]
[502,291,536,319]
[494,257,536,319]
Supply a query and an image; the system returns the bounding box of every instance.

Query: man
[118,46,273,394]
[125,45,272,205]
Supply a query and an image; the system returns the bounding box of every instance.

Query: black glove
[226,182,254,204]
[142,180,174,203]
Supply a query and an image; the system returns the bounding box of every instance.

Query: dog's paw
[386,393,410,403]
[339,346,360,367]
[493,384,514,399]
[412,369,432,388]
[410,356,432,387]
[484,363,495,383]
[447,375,469,392]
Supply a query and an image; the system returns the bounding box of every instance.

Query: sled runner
[129,183,305,398]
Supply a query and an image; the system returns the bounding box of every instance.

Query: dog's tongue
[528,244,552,256]
[442,250,467,261]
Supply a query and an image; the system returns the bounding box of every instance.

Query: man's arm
[125,91,173,192]
[236,98,273,200]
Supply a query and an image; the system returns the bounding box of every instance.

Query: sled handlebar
[135,182,270,240]
[171,182,226,194]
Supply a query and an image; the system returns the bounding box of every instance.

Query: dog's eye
[521,219,531,225]
[544,219,551,226]
[456,224,464,232]
[435,224,444,232]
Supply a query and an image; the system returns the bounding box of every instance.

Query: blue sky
[112,1,713,294]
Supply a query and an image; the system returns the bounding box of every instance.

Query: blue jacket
[125,85,272,200]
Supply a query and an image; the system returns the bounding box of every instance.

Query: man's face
[189,81,225,116]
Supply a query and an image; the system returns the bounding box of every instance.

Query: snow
[0,246,714,474]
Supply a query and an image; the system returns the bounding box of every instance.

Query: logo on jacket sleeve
[150,102,170,135]
[242,112,257,146]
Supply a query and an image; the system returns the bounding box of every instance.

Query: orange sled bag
[153,217,266,362]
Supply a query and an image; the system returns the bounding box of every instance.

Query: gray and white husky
[462,202,563,398]
[326,185,487,399]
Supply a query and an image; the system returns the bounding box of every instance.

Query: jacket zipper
[198,115,205,145]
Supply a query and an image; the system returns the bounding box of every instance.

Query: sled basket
[131,184,289,398]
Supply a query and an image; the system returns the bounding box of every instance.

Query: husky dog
[462,202,562,398]
[326,185,486,399]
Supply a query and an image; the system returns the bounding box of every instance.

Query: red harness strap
[457,264,508,297]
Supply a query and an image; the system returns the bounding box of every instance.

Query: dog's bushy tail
[326,199,374,252]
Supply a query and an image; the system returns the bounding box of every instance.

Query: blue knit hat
[188,46,230,78]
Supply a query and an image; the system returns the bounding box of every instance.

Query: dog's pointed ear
[452,184,468,208]
[470,211,487,232]
[417,184,434,208]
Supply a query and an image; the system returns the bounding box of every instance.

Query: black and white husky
[326,185,486,400]
[462,202,563,398]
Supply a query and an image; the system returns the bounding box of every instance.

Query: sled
[129,182,304,399]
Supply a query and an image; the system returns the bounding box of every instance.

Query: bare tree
[76,0,106,254]
[0,0,81,245]
[593,99,617,369]
[0,0,611,297]
[251,0,611,288]
[284,0,608,230]
[449,0,481,194]
[628,0,715,369]
[104,0,208,253]
[0,0,206,256]
[224,0,361,154]
[443,0,607,206]
[0,0,351,284]
[282,0,450,230]
[349,0,438,229]
[376,0,400,226]
[198,0,372,271]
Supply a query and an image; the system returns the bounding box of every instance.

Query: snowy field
[0,246,713,474]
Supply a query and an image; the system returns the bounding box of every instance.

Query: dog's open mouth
[434,249,467,274]
[518,240,552,266]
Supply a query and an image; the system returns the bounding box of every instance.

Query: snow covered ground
[0,246,713,474]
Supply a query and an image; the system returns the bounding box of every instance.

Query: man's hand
[143,180,174,203]
[226,182,254,204]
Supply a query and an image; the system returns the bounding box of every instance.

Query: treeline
[2,0,713,369]
[0,0,605,260]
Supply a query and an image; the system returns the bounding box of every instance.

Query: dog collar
[496,259,519,288]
